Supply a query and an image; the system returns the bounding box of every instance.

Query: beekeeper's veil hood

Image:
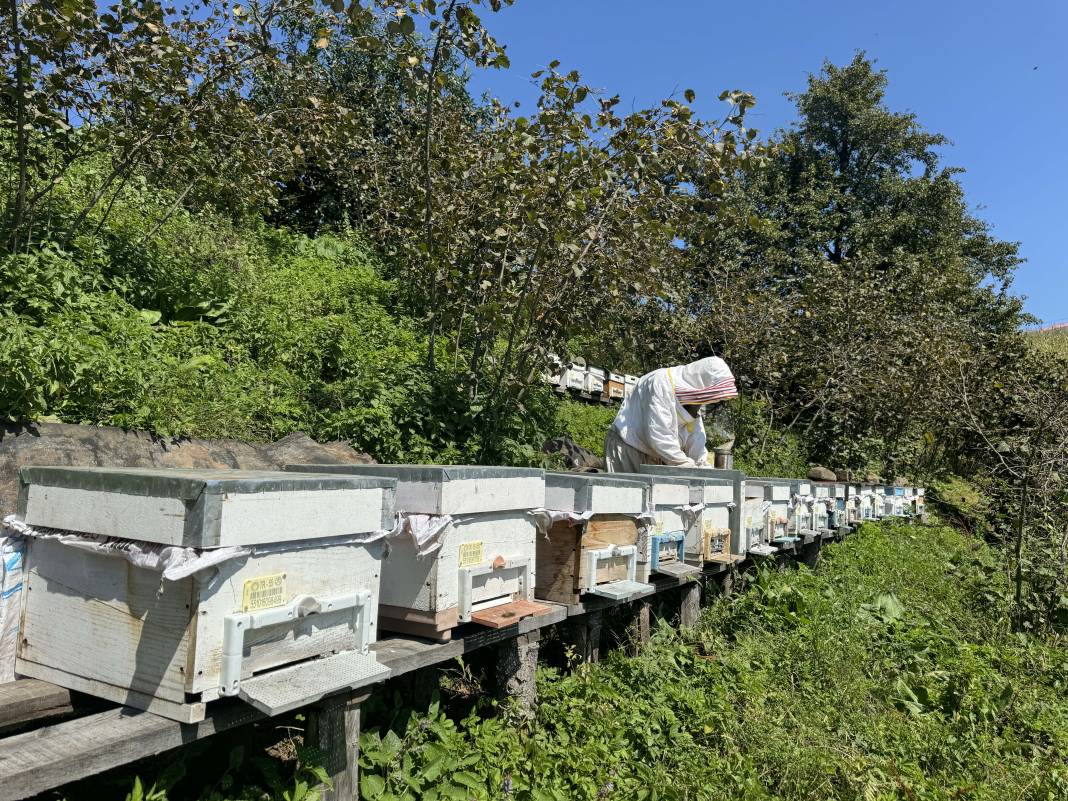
[671,357,738,405]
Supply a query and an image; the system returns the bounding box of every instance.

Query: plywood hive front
[537,473,648,603]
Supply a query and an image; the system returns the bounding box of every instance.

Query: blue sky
[466,0,1067,325]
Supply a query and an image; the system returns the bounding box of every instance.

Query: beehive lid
[606,472,692,507]
[286,464,543,515]
[750,477,793,502]
[638,465,739,505]
[18,466,396,547]
[544,472,647,515]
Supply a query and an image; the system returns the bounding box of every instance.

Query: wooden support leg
[628,600,651,656]
[717,568,735,599]
[800,540,821,570]
[680,582,701,628]
[570,610,603,664]
[494,631,540,714]
[306,691,369,801]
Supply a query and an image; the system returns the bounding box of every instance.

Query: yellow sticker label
[242,573,287,612]
[458,540,484,568]
[654,520,665,535]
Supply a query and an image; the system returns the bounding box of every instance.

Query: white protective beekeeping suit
[605,356,738,472]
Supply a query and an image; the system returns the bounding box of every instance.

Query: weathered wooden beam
[628,601,651,656]
[0,698,264,801]
[679,583,701,628]
[493,631,540,714]
[569,610,603,664]
[307,692,369,801]
[0,679,73,735]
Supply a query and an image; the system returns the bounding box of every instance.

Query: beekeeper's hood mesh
[670,357,738,405]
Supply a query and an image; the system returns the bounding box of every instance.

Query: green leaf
[360,773,386,800]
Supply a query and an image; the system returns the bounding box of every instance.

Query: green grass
[356,522,1068,801]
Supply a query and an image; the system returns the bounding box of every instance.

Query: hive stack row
[543,355,639,404]
[4,464,924,723]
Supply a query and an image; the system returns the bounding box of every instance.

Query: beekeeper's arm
[685,422,710,467]
[645,380,698,467]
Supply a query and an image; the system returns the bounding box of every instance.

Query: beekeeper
[604,356,739,472]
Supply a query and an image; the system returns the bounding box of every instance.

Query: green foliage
[345,522,1068,801]
[552,400,617,456]
[930,475,993,536]
[728,396,810,477]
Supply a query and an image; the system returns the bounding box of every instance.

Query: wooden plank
[0,602,571,800]
[534,520,581,605]
[0,680,72,735]
[0,699,264,801]
[581,516,638,589]
[470,599,552,630]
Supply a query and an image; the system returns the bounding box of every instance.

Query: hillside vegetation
[2,4,1067,798]
[364,522,1068,801]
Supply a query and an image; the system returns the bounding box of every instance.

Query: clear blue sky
[467,0,1067,325]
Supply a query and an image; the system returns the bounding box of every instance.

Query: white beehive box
[742,484,774,555]
[749,478,794,544]
[544,354,566,389]
[623,374,639,398]
[15,467,396,723]
[565,361,587,392]
[584,366,606,395]
[538,473,652,603]
[790,480,814,537]
[639,465,744,564]
[830,483,848,529]
[288,465,546,641]
[609,473,699,582]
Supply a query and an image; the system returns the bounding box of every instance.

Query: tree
[675,53,1025,475]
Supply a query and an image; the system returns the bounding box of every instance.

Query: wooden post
[717,568,735,599]
[494,631,540,714]
[570,609,603,664]
[628,600,651,656]
[800,539,821,570]
[679,582,701,628]
[306,691,369,801]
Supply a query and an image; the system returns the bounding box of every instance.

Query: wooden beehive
[537,473,652,605]
[288,465,548,641]
[15,467,396,723]
[638,465,745,564]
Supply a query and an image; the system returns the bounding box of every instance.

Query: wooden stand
[799,538,821,570]
[628,601,651,655]
[569,610,603,664]
[493,631,540,714]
